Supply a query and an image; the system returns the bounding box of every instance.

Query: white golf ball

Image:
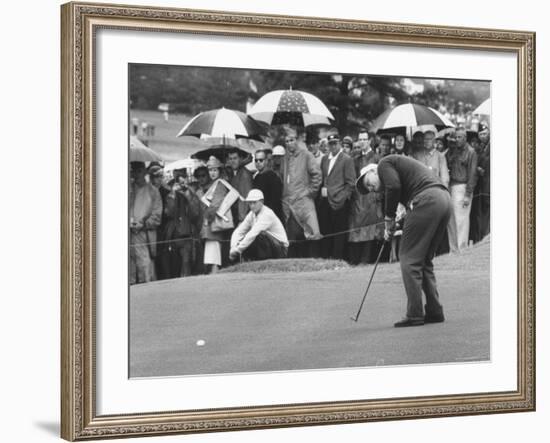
[196,339,206,346]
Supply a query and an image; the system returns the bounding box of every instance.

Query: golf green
[130,239,490,377]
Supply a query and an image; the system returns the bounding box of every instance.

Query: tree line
[130,64,489,137]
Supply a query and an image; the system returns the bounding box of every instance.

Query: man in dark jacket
[155,168,201,279]
[318,132,356,260]
[357,155,451,327]
[471,122,490,242]
[228,149,253,224]
[252,149,284,223]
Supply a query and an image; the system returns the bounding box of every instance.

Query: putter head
[350,316,358,322]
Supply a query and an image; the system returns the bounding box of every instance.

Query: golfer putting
[356,155,451,327]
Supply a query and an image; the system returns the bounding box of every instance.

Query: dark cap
[478,122,490,133]
[342,136,353,146]
[327,133,340,143]
[130,161,146,171]
[148,165,164,177]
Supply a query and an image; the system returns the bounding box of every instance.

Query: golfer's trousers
[243,232,288,261]
[399,186,451,320]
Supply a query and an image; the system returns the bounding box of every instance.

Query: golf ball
[196,339,206,346]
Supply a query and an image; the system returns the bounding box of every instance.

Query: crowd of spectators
[129,121,491,285]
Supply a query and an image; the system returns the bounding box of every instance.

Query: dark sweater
[378,155,446,218]
[253,169,284,222]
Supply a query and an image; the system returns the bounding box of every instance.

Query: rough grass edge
[220,258,351,274]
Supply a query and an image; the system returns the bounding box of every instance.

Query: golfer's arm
[235,216,271,253]
[378,164,401,218]
[230,217,250,250]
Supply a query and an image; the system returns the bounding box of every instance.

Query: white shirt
[327,149,342,175]
[231,205,289,254]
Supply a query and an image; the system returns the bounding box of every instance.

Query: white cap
[359,163,378,177]
[245,189,264,202]
[272,145,286,156]
[356,163,379,194]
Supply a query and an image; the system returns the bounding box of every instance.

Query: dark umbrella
[191,144,250,163]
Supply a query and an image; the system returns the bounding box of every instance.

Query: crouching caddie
[229,189,289,262]
[357,155,451,327]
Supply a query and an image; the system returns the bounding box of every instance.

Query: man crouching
[357,155,451,327]
[229,189,289,262]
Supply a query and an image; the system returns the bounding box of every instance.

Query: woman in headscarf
[200,156,233,274]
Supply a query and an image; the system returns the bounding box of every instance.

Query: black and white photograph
[128,64,491,378]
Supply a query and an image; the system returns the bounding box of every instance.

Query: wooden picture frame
[61,1,535,440]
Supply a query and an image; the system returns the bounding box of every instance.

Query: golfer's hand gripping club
[383,216,397,242]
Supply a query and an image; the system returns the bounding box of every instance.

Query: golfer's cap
[148,165,164,177]
[327,133,340,143]
[245,189,264,202]
[356,163,378,195]
[272,145,286,156]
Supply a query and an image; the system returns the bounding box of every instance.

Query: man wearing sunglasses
[252,149,284,223]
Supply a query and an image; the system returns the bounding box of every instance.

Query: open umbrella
[176,107,267,142]
[190,144,251,163]
[248,88,334,127]
[473,98,491,116]
[164,158,204,172]
[129,136,162,162]
[372,103,455,135]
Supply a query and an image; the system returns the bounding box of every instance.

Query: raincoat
[348,150,384,243]
[281,146,322,239]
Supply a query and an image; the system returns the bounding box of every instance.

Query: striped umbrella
[129,136,163,162]
[372,103,455,134]
[176,108,267,142]
[248,89,334,127]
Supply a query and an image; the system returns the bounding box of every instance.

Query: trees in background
[130,65,487,137]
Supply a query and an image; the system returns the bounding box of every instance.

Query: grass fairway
[130,239,490,377]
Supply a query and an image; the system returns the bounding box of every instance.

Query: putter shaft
[351,242,386,322]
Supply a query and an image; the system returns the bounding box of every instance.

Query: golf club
[350,241,387,322]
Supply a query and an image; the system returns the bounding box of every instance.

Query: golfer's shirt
[327,149,342,175]
[230,206,289,254]
[378,155,448,218]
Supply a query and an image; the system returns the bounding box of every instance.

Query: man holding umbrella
[357,155,451,327]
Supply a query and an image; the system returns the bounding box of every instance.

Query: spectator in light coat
[130,161,162,284]
[281,126,322,256]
